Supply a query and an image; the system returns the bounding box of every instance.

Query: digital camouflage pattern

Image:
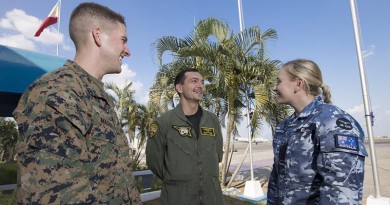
[146,103,224,205]
[267,96,368,205]
[13,60,141,204]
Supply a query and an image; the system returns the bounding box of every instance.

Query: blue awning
[0,44,67,117]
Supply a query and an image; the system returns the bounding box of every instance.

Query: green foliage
[0,162,17,184]
[135,176,143,193]
[0,118,18,162]
[0,190,17,205]
[104,83,155,171]
[152,17,288,188]
[150,175,163,191]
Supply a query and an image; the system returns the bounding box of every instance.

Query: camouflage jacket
[13,60,141,204]
[146,103,224,205]
[267,96,368,205]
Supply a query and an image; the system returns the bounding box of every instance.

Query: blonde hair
[282,59,332,103]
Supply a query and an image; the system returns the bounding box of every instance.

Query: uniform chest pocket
[295,123,316,140]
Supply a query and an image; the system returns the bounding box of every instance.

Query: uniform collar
[296,95,324,120]
[174,103,203,121]
[66,60,109,100]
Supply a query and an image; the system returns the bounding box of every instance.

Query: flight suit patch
[149,123,159,138]
[172,125,192,137]
[200,127,215,136]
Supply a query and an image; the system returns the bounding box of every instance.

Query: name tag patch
[336,118,353,130]
[200,127,215,136]
[334,134,359,151]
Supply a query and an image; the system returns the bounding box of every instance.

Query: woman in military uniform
[267,59,368,205]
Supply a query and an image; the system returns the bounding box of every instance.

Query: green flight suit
[146,103,224,205]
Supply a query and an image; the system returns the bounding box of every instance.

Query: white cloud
[363,45,375,59]
[0,17,13,29]
[0,9,40,36]
[386,110,390,116]
[0,8,66,51]
[0,34,36,50]
[346,104,365,115]
[102,63,145,102]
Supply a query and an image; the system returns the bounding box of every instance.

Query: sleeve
[316,114,367,204]
[146,121,165,180]
[13,81,93,204]
[15,81,91,160]
[214,115,223,162]
[266,163,278,205]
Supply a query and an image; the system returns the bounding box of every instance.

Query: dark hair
[69,2,125,46]
[174,68,200,86]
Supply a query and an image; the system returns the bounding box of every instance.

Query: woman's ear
[295,78,305,93]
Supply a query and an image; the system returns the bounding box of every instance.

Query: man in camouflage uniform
[146,68,224,205]
[13,3,141,204]
[268,59,368,205]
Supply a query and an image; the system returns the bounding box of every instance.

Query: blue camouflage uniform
[267,96,368,205]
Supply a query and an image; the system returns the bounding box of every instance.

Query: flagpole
[238,0,264,199]
[56,0,61,56]
[349,1,390,204]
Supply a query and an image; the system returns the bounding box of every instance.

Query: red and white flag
[34,2,59,37]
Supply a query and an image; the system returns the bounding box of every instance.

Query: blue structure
[0,44,67,117]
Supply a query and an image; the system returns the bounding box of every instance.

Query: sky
[0,0,389,138]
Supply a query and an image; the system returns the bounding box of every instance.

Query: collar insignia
[173,125,192,137]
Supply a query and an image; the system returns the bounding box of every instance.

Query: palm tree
[0,117,18,162]
[152,17,288,187]
[105,83,149,169]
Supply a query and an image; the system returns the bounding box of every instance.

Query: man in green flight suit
[146,68,224,205]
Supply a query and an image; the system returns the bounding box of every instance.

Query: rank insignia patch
[200,127,215,136]
[173,125,192,137]
[149,123,159,138]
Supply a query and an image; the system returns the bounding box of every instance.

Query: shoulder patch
[334,134,359,151]
[336,117,353,130]
[200,127,215,136]
[172,125,192,137]
[149,123,159,138]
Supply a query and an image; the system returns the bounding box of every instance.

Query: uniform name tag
[334,134,359,151]
[200,127,215,136]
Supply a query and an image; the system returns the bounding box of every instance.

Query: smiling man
[146,68,224,205]
[13,2,141,204]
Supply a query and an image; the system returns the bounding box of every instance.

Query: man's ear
[175,84,183,94]
[92,27,102,46]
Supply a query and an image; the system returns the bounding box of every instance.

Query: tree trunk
[227,143,250,188]
[221,113,233,188]
[0,148,5,163]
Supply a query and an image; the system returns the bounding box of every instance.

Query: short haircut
[69,2,125,48]
[174,68,200,86]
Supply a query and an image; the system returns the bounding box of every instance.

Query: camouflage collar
[65,60,107,99]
